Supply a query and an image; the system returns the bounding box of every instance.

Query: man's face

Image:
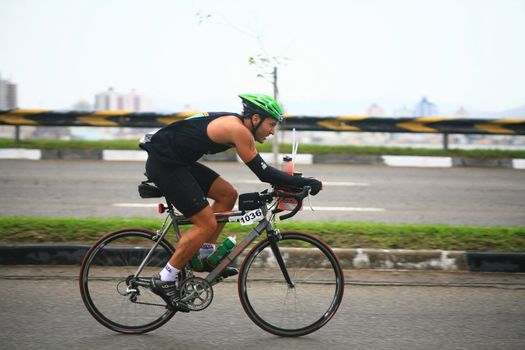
[253,115,278,143]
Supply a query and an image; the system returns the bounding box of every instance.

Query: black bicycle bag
[238,192,261,211]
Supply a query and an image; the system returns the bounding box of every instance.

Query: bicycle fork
[268,234,295,288]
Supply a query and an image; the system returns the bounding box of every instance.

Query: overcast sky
[1,0,524,115]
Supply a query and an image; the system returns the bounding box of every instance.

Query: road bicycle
[79,179,344,337]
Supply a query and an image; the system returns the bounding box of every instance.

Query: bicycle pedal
[171,301,190,313]
[126,287,138,294]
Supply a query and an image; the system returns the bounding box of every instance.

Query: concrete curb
[0,148,524,169]
[1,244,523,273]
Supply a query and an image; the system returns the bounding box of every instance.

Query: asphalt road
[1,159,524,226]
[0,267,524,350]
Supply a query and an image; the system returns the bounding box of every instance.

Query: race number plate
[237,209,264,225]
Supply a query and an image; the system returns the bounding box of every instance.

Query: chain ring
[179,277,213,311]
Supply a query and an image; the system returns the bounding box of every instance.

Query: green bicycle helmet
[239,93,283,122]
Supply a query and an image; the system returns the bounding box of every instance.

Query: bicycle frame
[132,199,286,287]
[132,205,180,279]
[205,208,273,284]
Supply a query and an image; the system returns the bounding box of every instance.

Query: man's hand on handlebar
[274,177,322,196]
[280,178,321,195]
[303,178,322,195]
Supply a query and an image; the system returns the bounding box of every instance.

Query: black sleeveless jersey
[140,112,241,165]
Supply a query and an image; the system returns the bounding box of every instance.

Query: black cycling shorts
[145,156,220,217]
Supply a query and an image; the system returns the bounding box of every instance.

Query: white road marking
[322,181,369,187]
[113,203,384,212]
[113,203,159,208]
[310,206,384,212]
[382,155,452,168]
[233,180,369,186]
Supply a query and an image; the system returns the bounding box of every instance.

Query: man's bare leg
[168,206,217,269]
[206,176,238,243]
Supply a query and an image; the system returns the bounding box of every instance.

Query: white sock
[160,262,180,282]
[199,243,216,259]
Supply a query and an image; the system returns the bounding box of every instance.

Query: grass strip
[1,138,524,159]
[1,217,523,252]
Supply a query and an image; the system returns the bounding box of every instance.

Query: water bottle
[205,236,236,267]
[282,156,294,175]
[279,156,302,211]
[190,254,205,271]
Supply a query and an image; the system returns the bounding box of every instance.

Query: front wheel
[79,228,176,334]
[238,231,344,337]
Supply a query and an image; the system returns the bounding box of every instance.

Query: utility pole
[248,54,287,164]
[272,66,279,164]
[195,13,286,164]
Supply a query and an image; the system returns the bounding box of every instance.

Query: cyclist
[140,93,322,306]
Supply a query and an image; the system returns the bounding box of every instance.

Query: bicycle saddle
[138,178,163,198]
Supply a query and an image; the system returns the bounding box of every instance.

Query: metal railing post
[15,125,20,144]
[443,133,449,150]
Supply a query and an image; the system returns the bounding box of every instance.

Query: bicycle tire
[238,231,344,337]
[79,228,176,334]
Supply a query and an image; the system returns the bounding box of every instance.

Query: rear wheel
[79,228,176,334]
[238,231,344,337]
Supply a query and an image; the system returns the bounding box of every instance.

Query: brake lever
[306,192,314,211]
[278,186,311,221]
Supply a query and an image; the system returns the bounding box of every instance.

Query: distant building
[71,99,93,111]
[366,103,385,117]
[393,105,412,117]
[71,99,93,112]
[94,87,119,111]
[413,97,438,117]
[455,106,469,118]
[0,74,17,109]
[120,90,142,111]
[94,87,152,111]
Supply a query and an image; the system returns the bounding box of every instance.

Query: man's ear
[252,113,261,124]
